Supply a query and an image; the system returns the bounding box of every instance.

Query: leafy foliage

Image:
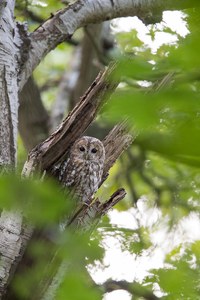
[7,2,200,300]
[100,6,200,299]
[0,174,104,298]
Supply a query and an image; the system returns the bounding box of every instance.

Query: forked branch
[6,64,133,299]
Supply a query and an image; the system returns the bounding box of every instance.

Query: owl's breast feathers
[54,136,105,203]
[58,158,103,203]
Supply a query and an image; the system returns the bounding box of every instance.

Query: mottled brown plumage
[56,136,105,203]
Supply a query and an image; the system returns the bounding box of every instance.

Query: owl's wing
[58,158,78,188]
[51,162,62,179]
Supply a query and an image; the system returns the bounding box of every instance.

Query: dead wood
[22,63,118,177]
[6,64,133,300]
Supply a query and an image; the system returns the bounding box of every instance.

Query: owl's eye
[91,148,97,153]
[79,146,85,152]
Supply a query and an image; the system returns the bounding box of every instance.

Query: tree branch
[18,0,199,90]
[38,189,126,300]
[3,63,133,298]
[0,211,33,298]
[0,1,20,167]
[19,76,50,151]
[22,63,118,176]
[102,280,160,300]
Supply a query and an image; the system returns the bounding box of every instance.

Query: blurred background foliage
[10,0,200,299]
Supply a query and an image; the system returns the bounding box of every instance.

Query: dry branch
[4,64,133,299]
[2,0,199,298]
[22,64,132,227]
[68,188,127,230]
[103,122,133,178]
[22,63,118,177]
[36,189,127,300]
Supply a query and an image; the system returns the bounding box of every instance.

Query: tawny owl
[56,136,105,204]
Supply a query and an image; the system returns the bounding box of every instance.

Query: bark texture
[22,63,118,176]
[0,1,23,296]
[18,0,198,90]
[0,0,198,298]
[0,1,20,166]
[6,67,132,300]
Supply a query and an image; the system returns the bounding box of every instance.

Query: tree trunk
[0,1,20,167]
[0,0,199,298]
[19,77,50,151]
[0,2,28,297]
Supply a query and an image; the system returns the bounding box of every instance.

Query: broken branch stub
[102,122,133,180]
[14,64,134,300]
[22,62,134,229]
[68,188,127,231]
[22,63,118,177]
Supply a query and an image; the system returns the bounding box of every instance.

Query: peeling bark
[6,65,132,299]
[22,63,118,176]
[0,2,23,295]
[0,1,20,167]
[18,0,198,90]
[0,0,197,297]
[0,211,33,298]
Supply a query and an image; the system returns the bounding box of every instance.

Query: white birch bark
[0,0,196,297]
[19,0,195,90]
[0,1,20,166]
[0,1,29,297]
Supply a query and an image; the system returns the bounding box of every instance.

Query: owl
[56,136,105,204]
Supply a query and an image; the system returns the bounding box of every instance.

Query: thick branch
[102,280,159,300]
[40,190,126,300]
[19,76,50,151]
[9,64,133,299]
[0,1,20,166]
[0,211,33,298]
[18,0,199,89]
[22,63,118,176]
[0,2,22,294]
[68,188,127,230]
[103,122,133,178]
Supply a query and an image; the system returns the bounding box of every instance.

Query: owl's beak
[83,153,88,160]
